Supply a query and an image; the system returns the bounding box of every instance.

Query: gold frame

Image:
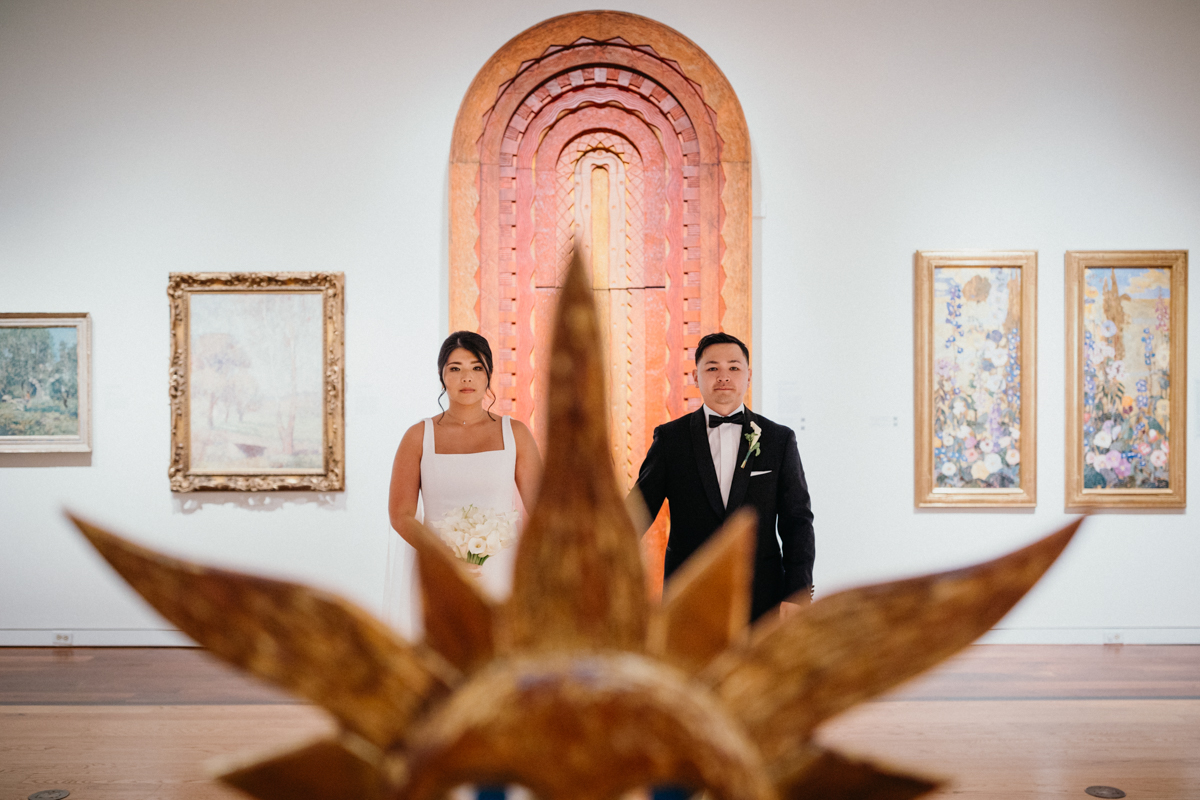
[1065,251,1187,509]
[168,272,345,492]
[914,251,1038,507]
[0,312,92,453]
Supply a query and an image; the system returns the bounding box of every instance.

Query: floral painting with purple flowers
[1081,267,1171,489]
[932,267,1023,488]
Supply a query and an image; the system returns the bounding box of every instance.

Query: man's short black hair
[695,332,750,366]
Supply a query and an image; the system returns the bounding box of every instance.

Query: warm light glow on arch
[448,11,752,595]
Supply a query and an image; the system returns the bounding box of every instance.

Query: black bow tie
[709,411,745,428]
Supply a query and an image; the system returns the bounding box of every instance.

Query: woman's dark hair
[695,331,750,366]
[436,331,498,421]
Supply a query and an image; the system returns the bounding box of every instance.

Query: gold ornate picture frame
[1065,251,1186,509]
[0,312,92,453]
[168,273,345,492]
[914,251,1037,507]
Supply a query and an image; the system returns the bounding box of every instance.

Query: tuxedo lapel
[689,409,726,520]
[725,408,754,512]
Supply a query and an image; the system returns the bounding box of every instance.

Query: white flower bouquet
[428,504,520,566]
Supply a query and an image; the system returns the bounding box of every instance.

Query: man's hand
[780,601,804,619]
[779,586,814,619]
[625,487,652,536]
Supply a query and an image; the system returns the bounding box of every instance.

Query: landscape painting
[1066,251,1186,509]
[914,251,1037,507]
[0,313,91,453]
[188,292,324,473]
[169,272,345,492]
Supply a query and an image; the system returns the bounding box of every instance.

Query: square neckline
[426,415,513,456]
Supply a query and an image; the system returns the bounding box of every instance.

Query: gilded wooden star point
[69,252,1081,800]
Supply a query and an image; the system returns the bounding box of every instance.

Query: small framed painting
[0,313,92,453]
[168,273,345,492]
[914,251,1037,507]
[1065,251,1187,509]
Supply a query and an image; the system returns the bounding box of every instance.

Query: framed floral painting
[914,251,1037,507]
[1065,251,1187,509]
[0,313,92,453]
[168,273,345,492]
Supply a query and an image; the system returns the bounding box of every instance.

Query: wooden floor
[1,645,1198,799]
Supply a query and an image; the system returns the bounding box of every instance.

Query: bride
[386,331,541,628]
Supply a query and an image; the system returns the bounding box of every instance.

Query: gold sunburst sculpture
[69,254,1080,800]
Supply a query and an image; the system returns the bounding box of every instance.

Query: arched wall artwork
[449,11,751,595]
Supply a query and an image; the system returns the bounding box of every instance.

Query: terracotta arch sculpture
[449,11,751,593]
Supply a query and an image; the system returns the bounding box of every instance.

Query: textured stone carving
[451,12,754,593]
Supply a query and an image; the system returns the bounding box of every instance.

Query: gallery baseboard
[0,629,197,647]
[981,627,1200,645]
[2,627,1198,647]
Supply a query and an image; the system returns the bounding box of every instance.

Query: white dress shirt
[703,403,745,507]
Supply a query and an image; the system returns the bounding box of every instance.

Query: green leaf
[1083,465,1106,489]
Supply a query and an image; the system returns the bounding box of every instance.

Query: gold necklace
[444,411,486,426]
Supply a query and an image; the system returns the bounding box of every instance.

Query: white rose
[941,462,958,476]
[984,452,1003,474]
[1092,430,1112,449]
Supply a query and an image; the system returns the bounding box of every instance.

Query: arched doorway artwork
[449,11,751,598]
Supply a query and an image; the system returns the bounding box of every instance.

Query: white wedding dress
[384,415,522,638]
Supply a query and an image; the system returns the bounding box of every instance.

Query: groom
[630,332,815,621]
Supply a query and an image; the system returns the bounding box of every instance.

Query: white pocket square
[751,470,772,476]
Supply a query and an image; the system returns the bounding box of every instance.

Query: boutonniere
[740,420,762,468]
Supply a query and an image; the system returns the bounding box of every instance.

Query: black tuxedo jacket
[633,407,815,621]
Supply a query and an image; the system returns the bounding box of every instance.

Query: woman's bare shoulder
[398,419,428,451]
[509,417,535,438]
[509,417,540,450]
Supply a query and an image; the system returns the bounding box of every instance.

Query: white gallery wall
[1,0,1197,645]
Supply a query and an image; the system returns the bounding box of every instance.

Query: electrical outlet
[1103,631,1124,645]
[52,631,73,646]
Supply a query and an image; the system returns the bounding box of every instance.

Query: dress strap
[422,417,434,455]
[501,415,514,452]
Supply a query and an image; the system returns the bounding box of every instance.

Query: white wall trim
[981,628,1200,645]
[0,629,197,647]
[3,628,1198,647]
